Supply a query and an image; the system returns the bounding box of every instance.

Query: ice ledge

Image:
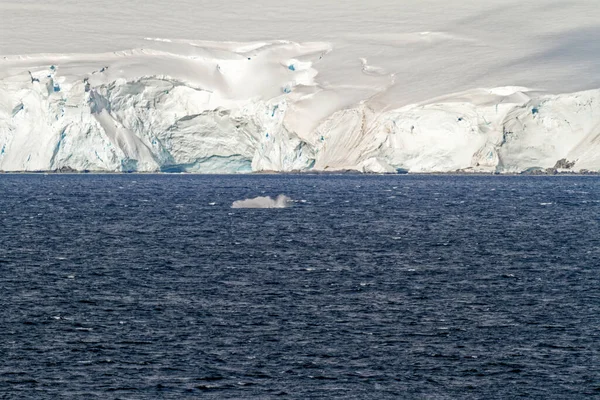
[1,41,599,173]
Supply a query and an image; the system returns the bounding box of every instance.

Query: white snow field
[1,0,599,173]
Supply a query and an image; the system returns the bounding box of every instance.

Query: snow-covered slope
[1,0,599,173]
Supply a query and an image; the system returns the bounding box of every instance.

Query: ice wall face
[1,41,599,173]
[0,42,327,173]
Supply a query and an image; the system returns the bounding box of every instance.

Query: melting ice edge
[2,40,599,174]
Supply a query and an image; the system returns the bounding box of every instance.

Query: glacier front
[1,0,600,173]
[1,40,599,173]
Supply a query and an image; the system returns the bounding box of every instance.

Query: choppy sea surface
[1,174,599,399]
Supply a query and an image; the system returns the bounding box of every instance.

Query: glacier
[1,41,599,173]
[1,0,600,173]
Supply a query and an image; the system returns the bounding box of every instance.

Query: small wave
[231,195,291,209]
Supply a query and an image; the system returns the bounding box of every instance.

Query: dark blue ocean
[1,174,599,399]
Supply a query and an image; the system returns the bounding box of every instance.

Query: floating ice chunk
[231,195,291,208]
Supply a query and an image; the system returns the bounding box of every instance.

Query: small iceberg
[231,195,291,209]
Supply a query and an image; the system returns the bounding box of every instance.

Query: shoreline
[0,170,598,176]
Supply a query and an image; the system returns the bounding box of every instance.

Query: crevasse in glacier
[1,41,599,173]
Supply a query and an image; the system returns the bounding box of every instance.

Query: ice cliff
[1,40,599,173]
